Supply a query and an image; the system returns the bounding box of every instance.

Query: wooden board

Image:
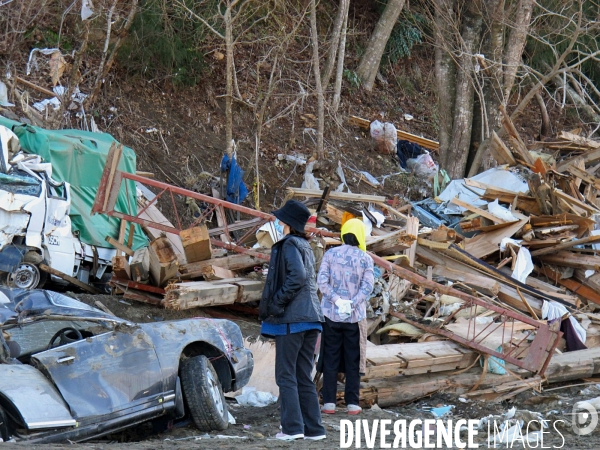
[539,250,600,270]
[404,216,419,267]
[364,341,476,379]
[179,250,271,279]
[234,279,264,303]
[138,197,187,264]
[366,229,414,255]
[287,187,386,203]
[432,265,501,296]
[464,216,528,258]
[488,130,517,166]
[450,197,508,223]
[164,281,239,309]
[201,265,236,281]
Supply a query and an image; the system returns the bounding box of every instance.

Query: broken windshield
[0,170,42,197]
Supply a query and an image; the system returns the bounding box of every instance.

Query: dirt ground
[18,292,594,449]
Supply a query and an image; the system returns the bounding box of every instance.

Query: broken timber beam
[39,264,100,294]
[530,234,600,257]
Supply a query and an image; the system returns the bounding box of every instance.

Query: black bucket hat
[272,200,310,233]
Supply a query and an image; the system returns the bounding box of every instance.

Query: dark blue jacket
[259,235,324,324]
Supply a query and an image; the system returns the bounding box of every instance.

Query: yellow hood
[341,218,367,252]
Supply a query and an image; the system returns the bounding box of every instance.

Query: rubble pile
[99,114,600,409]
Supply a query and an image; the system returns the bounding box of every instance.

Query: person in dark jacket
[259,200,326,441]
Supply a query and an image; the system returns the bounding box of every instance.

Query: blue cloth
[220,153,248,204]
[261,321,322,337]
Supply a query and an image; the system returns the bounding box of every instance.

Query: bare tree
[321,0,350,90]
[310,0,325,159]
[356,0,406,91]
[331,4,349,115]
[175,0,273,157]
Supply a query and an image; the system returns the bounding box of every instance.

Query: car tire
[0,405,11,442]
[180,355,229,431]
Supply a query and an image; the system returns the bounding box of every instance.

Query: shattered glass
[0,171,42,196]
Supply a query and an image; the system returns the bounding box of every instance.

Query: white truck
[0,125,115,290]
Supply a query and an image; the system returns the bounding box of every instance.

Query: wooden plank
[129,247,150,283]
[234,279,264,303]
[201,265,236,281]
[432,265,501,296]
[488,130,517,166]
[450,197,508,223]
[105,236,135,257]
[148,237,178,287]
[539,250,600,270]
[463,178,524,196]
[39,264,100,294]
[180,250,271,278]
[404,216,419,267]
[465,216,528,258]
[287,187,385,203]
[567,164,600,190]
[164,281,239,309]
[554,188,600,214]
[366,229,414,255]
[530,234,600,256]
[348,115,439,151]
[500,104,536,165]
[137,197,187,264]
[537,266,600,306]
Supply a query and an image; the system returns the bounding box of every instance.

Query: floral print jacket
[317,244,375,323]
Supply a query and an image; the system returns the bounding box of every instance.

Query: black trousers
[275,329,326,437]
[321,317,360,405]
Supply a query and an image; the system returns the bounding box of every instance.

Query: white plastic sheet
[439,167,529,215]
[512,246,534,283]
[235,387,278,407]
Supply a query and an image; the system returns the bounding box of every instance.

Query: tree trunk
[445,1,483,179]
[310,0,325,159]
[356,0,406,91]
[225,5,234,157]
[502,0,534,100]
[321,0,350,90]
[434,0,457,169]
[535,91,551,137]
[332,5,348,115]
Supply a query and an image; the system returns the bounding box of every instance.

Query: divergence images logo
[572,401,598,436]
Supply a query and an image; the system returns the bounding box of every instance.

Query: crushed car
[0,287,253,443]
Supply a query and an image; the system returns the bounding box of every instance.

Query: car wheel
[0,405,11,442]
[180,355,229,431]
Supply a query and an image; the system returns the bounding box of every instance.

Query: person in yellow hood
[317,218,374,415]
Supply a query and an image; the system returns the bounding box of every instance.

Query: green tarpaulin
[0,117,148,251]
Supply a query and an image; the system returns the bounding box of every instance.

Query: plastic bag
[370,120,397,155]
[407,151,438,178]
[235,387,278,407]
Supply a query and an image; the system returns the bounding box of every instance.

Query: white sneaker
[321,403,336,414]
[276,432,304,440]
[347,404,362,415]
[305,434,326,440]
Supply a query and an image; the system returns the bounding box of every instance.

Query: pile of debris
[94,117,600,409]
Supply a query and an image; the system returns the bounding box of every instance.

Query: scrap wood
[500,104,536,166]
[110,279,164,306]
[347,115,439,151]
[370,249,561,375]
[286,187,385,203]
[179,249,271,279]
[361,347,600,407]
[553,188,600,215]
[164,280,240,309]
[464,215,528,258]
[464,375,544,403]
[530,234,600,256]
[450,197,508,224]
[364,341,478,379]
[538,250,600,270]
[39,264,100,295]
[536,265,600,306]
[366,229,414,254]
[105,235,134,257]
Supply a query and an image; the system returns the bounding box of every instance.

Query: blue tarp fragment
[220,153,248,204]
